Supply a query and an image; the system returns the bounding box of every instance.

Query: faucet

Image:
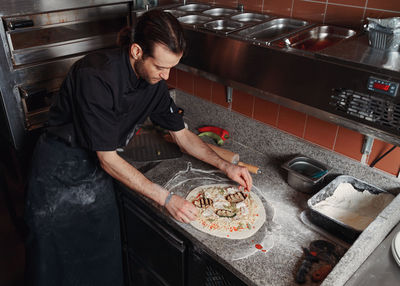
[237,3,244,12]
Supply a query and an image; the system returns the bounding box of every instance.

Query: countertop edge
[322,194,400,286]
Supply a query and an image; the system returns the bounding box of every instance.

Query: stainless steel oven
[0,0,131,150]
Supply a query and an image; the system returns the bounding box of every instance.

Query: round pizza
[186,184,266,239]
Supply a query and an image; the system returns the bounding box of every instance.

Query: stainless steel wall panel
[0,0,131,17]
[180,29,400,146]
[0,1,130,149]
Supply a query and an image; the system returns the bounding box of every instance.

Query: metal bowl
[203,19,244,34]
[178,15,213,26]
[177,3,211,12]
[230,12,271,23]
[282,156,330,193]
[202,8,237,17]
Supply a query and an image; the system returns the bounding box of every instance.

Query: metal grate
[330,89,400,131]
[205,265,232,286]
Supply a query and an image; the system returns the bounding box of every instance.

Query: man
[25,10,252,285]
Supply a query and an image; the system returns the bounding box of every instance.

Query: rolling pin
[207,144,261,174]
[163,134,260,174]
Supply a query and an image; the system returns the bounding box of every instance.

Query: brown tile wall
[167,69,400,177]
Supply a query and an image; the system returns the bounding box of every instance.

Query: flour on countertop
[313,183,394,231]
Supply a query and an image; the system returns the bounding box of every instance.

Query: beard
[134,58,160,85]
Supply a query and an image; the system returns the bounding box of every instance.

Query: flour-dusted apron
[25,134,123,286]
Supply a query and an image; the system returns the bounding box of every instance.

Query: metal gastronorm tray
[233,17,311,45]
[307,175,392,243]
[274,25,356,51]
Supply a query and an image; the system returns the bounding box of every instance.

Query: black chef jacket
[47,48,185,150]
[25,48,185,286]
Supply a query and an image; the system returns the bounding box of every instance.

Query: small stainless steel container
[233,17,311,45]
[177,3,211,12]
[202,8,237,17]
[178,14,213,27]
[273,25,356,51]
[202,19,244,34]
[230,12,271,23]
[282,156,330,193]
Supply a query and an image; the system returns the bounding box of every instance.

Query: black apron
[25,134,123,286]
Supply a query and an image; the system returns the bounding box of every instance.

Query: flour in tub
[313,182,394,231]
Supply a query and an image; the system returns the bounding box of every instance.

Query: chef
[24,10,252,286]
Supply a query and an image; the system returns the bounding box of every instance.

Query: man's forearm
[170,129,230,171]
[96,151,169,206]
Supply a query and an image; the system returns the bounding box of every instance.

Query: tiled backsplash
[167,68,400,177]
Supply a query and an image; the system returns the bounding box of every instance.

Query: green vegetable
[198,131,224,146]
[215,209,236,218]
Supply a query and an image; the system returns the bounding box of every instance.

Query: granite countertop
[118,90,400,286]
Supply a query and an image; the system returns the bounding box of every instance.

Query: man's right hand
[165,194,198,223]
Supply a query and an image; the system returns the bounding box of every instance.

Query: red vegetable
[198,126,229,140]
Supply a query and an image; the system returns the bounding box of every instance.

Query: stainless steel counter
[345,221,400,286]
[318,34,400,74]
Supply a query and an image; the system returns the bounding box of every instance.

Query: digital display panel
[373,82,390,91]
[367,76,399,97]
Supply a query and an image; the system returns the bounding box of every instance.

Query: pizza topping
[240,206,249,215]
[202,207,214,217]
[214,200,230,209]
[215,209,237,218]
[187,184,264,238]
[193,197,213,208]
[236,201,246,209]
[226,187,237,194]
[225,191,247,203]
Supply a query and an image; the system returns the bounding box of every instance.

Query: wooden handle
[238,161,260,174]
[163,134,240,164]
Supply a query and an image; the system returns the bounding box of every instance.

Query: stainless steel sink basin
[164,9,187,18]
[177,3,211,12]
[233,18,311,45]
[202,8,237,17]
[178,15,213,27]
[273,25,356,51]
[202,19,244,34]
[230,12,271,23]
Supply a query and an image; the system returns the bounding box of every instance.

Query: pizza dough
[186,184,266,239]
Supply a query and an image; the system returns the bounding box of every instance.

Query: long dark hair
[117,10,186,58]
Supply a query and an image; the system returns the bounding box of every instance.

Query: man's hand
[165,194,198,223]
[170,128,253,190]
[224,163,253,191]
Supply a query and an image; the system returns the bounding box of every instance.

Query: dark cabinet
[117,186,247,286]
[122,197,187,286]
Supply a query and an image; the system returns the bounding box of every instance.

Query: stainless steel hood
[176,18,400,146]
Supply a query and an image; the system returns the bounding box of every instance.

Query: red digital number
[373,82,390,91]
